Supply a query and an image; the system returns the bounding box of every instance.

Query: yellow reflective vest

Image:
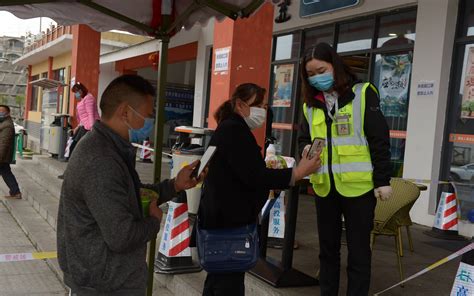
[303,83,376,198]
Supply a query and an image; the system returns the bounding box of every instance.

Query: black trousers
[67,126,88,160]
[315,190,376,296]
[202,272,245,296]
[0,163,20,195]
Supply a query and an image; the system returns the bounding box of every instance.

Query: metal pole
[281,184,299,269]
[146,36,170,296]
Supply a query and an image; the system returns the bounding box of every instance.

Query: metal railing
[24,25,73,53]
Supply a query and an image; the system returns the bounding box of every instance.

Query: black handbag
[196,222,259,273]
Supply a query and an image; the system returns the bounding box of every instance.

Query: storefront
[262,0,463,233]
[441,0,474,234]
[268,7,416,176]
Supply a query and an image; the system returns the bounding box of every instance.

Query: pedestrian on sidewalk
[0,105,21,199]
[298,43,392,296]
[59,82,100,179]
[57,75,205,296]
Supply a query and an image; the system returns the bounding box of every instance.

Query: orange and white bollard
[140,140,153,163]
[155,201,201,274]
[425,183,464,240]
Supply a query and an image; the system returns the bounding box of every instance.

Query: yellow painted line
[32,252,57,260]
[0,251,57,263]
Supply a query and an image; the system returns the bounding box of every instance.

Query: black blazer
[199,113,292,229]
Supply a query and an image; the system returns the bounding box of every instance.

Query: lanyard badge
[335,114,351,136]
[327,99,351,136]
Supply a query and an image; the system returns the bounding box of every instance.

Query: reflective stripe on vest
[303,83,374,198]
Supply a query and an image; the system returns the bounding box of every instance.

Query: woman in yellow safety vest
[298,43,392,296]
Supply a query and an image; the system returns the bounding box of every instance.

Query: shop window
[372,52,413,177]
[459,0,474,37]
[377,11,416,48]
[268,63,298,155]
[275,33,301,61]
[441,0,474,212]
[342,54,370,81]
[337,19,374,53]
[53,68,65,83]
[444,44,474,180]
[442,37,474,220]
[304,26,334,51]
[30,75,39,111]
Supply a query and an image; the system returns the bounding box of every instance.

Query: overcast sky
[0,11,56,37]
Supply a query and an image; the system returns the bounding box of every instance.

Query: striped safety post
[140,140,153,163]
[425,182,465,241]
[155,200,201,274]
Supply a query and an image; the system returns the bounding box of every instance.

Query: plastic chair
[371,178,421,283]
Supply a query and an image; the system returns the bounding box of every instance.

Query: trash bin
[10,133,19,165]
[48,114,70,159]
[170,126,213,214]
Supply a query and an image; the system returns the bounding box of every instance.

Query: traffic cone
[450,240,474,295]
[155,199,201,274]
[140,140,152,163]
[425,183,465,240]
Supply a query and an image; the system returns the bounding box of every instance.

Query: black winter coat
[199,113,292,229]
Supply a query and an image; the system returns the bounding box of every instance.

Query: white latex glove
[374,186,393,201]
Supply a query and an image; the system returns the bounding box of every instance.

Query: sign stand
[250,181,319,287]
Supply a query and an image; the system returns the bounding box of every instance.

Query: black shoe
[58,175,64,180]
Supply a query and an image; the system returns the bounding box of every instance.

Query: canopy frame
[0,1,265,295]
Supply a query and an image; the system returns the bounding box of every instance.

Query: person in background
[199,83,321,296]
[0,105,21,199]
[59,82,100,179]
[298,43,392,296]
[57,75,204,296]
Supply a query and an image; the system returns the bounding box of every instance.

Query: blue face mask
[129,118,155,143]
[75,92,82,99]
[126,106,155,143]
[0,112,6,122]
[308,72,334,91]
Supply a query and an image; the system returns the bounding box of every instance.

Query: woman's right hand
[294,147,322,182]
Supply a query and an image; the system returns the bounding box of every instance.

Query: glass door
[372,51,413,177]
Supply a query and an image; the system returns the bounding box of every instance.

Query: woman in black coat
[199,83,321,296]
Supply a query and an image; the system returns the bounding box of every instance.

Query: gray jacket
[57,122,178,294]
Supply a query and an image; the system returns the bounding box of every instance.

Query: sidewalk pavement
[0,155,469,296]
[0,201,67,295]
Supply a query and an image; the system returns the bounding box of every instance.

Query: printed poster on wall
[461,47,474,119]
[214,47,230,74]
[378,54,412,118]
[272,64,294,108]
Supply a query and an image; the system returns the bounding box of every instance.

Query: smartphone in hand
[191,146,217,178]
[308,137,325,160]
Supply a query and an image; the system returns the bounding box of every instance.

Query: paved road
[0,201,67,296]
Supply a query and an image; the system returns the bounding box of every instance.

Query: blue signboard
[300,0,360,18]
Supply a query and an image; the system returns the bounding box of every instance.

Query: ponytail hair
[214,83,266,124]
[214,100,234,124]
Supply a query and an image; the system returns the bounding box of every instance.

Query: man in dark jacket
[0,105,21,199]
[57,75,202,295]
